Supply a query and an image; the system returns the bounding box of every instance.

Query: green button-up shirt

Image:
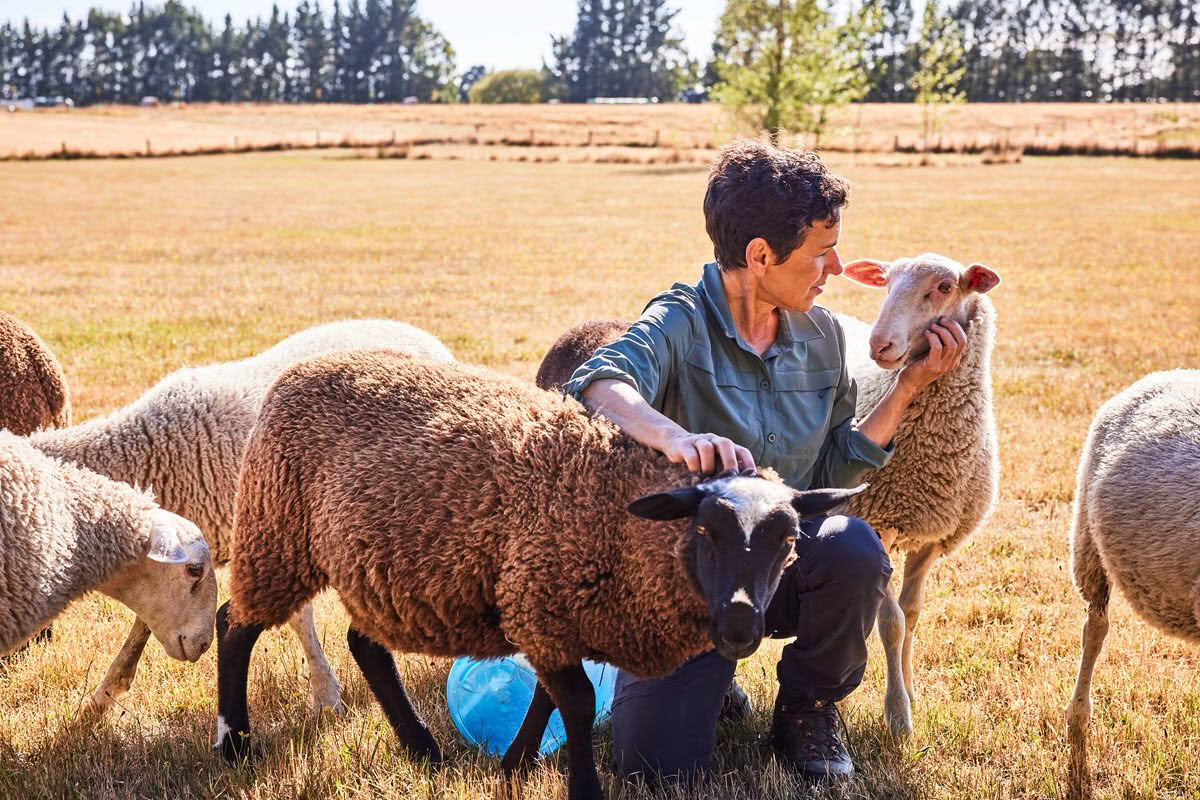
[561,262,894,490]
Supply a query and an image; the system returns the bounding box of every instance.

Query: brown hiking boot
[770,697,854,780]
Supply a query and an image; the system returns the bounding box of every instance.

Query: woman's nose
[827,249,844,275]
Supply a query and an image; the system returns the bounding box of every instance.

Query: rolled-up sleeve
[812,322,895,489]
[560,289,695,408]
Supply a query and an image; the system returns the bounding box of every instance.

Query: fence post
[146,138,152,156]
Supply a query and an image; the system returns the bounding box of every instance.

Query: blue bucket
[446,655,617,757]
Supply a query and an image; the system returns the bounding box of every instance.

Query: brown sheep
[534,319,628,391]
[214,350,862,800]
[0,312,71,435]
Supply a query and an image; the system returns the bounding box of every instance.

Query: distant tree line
[0,0,456,103]
[857,0,1200,101]
[2,0,1198,105]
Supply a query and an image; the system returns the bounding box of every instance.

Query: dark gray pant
[610,515,891,783]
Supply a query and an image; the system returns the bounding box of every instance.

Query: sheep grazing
[0,311,71,435]
[28,319,453,716]
[0,430,215,666]
[537,252,1001,739]
[838,253,1000,737]
[1066,370,1200,800]
[214,350,863,800]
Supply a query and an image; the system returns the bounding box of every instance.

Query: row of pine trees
[2,0,1198,105]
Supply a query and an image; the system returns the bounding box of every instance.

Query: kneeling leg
[346,627,442,764]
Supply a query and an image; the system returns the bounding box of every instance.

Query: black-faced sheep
[0,311,71,435]
[28,319,453,715]
[214,350,863,800]
[1065,370,1200,799]
[535,252,1001,738]
[0,430,215,668]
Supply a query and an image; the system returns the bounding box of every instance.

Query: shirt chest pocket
[678,345,765,450]
[770,368,841,468]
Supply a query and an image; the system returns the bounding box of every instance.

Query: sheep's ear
[791,484,868,519]
[961,263,1001,294]
[628,487,706,520]
[842,259,889,288]
[146,514,190,564]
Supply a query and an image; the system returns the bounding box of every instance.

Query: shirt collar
[699,262,826,349]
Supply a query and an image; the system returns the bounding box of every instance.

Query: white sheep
[1065,370,1200,799]
[27,319,454,715]
[832,252,1001,737]
[0,430,215,668]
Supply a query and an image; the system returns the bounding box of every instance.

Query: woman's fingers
[714,439,740,473]
[734,445,756,473]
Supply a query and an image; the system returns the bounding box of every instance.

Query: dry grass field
[0,144,1199,800]
[5,101,1200,161]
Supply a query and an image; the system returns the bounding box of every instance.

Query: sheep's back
[1083,370,1200,639]
[0,313,71,435]
[232,348,633,660]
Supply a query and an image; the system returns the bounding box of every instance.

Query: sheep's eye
[186,564,204,580]
[785,535,797,545]
[696,525,708,537]
[938,281,953,294]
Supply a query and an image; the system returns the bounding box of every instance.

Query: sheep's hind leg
[537,662,602,800]
[82,619,151,720]
[877,580,912,737]
[346,627,442,765]
[215,601,265,762]
[287,603,344,713]
[501,680,556,777]
[897,543,940,706]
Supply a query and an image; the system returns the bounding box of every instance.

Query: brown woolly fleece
[229,350,719,677]
[0,312,71,435]
[534,320,628,392]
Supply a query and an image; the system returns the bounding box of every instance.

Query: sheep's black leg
[216,600,264,763]
[538,662,602,800]
[501,680,556,777]
[346,627,442,765]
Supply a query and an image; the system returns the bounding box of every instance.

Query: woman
[561,139,965,782]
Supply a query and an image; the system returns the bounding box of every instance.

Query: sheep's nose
[869,335,894,359]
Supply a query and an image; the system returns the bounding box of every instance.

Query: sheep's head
[843,253,1000,370]
[628,473,866,662]
[100,510,217,663]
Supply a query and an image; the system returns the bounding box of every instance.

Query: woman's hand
[663,430,755,475]
[897,317,967,397]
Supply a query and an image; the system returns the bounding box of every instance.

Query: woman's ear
[744,237,773,276]
[842,259,889,288]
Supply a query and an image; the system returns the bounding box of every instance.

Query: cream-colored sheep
[1066,370,1200,799]
[29,319,453,715]
[0,431,214,669]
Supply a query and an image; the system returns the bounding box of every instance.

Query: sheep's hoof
[311,678,345,716]
[218,730,257,765]
[884,695,913,738]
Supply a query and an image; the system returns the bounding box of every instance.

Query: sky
[4,0,727,72]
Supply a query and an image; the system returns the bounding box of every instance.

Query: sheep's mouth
[872,354,905,370]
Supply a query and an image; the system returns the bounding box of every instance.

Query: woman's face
[763,217,844,312]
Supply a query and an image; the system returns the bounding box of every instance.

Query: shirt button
[767,433,777,443]
[760,379,769,389]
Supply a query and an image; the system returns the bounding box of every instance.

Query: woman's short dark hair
[703,139,850,270]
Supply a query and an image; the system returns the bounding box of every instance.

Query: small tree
[910,0,965,160]
[710,0,880,145]
[468,69,543,103]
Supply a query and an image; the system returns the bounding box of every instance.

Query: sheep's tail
[226,420,320,630]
